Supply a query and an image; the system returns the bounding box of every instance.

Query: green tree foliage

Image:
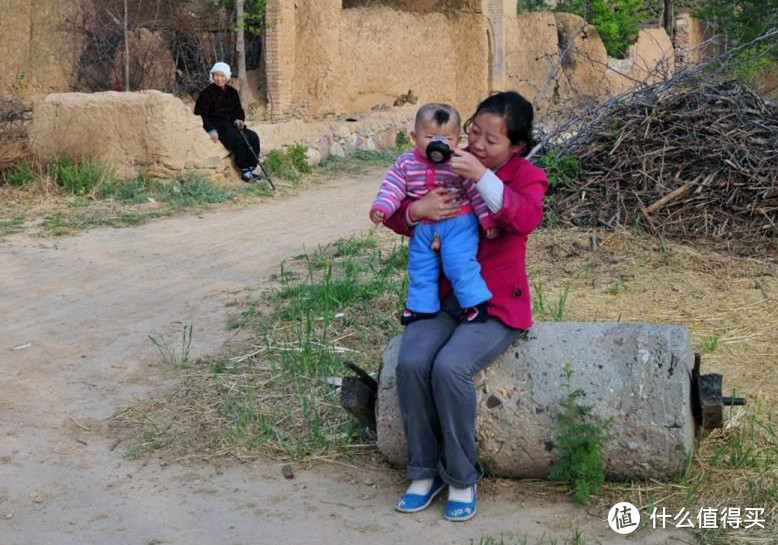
[221,0,267,35]
[695,0,778,83]
[517,0,552,11]
[556,0,648,58]
[695,0,778,44]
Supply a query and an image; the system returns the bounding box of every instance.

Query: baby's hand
[370,209,385,224]
[485,227,500,239]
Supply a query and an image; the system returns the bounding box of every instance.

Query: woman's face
[467,112,525,170]
[212,71,227,87]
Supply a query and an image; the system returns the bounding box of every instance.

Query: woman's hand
[209,132,219,143]
[409,187,459,222]
[450,148,486,181]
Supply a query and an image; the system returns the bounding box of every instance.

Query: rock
[305,147,321,167]
[376,322,695,480]
[329,141,345,158]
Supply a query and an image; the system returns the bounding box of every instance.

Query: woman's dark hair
[465,91,534,156]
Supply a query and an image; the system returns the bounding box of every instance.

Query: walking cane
[239,127,276,190]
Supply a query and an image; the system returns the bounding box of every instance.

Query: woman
[383,91,549,522]
[194,62,261,182]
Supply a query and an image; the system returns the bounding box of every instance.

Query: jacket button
[513,288,522,298]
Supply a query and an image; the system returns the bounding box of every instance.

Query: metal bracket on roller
[691,352,747,431]
[340,361,378,431]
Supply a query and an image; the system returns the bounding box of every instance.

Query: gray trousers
[396,298,521,488]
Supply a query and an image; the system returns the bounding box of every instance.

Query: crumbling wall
[283,1,489,118]
[342,0,476,12]
[338,8,459,112]
[675,12,723,67]
[607,28,676,95]
[504,11,674,111]
[504,13,569,111]
[293,0,343,117]
[451,14,490,116]
[0,0,80,97]
[31,91,231,179]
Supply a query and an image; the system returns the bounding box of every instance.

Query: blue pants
[406,213,491,313]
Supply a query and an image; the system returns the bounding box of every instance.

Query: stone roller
[343,322,745,480]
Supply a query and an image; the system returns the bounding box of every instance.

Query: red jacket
[384,154,548,329]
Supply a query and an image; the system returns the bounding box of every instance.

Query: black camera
[426,137,452,164]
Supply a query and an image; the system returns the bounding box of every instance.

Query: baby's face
[411,119,460,156]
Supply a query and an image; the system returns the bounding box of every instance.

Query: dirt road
[0,170,687,545]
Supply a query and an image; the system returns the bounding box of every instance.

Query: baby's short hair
[415,103,461,131]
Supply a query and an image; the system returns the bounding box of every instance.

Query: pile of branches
[546,78,778,245]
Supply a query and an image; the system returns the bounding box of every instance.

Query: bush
[540,148,581,192]
[263,144,311,181]
[394,130,411,149]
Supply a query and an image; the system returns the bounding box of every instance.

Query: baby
[370,103,495,325]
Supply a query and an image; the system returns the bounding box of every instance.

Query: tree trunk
[123,0,130,91]
[663,0,674,40]
[236,0,248,110]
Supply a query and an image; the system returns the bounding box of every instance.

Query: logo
[608,502,640,534]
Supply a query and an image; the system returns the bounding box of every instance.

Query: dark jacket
[194,83,245,133]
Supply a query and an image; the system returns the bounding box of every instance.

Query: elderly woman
[194,62,261,182]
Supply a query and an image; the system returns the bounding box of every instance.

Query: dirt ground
[4,166,769,545]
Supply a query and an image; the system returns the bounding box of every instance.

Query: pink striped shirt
[371,148,494,229]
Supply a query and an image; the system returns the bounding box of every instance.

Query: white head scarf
[209,62,232,82]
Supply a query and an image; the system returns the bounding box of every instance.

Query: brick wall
[265,0,295,120]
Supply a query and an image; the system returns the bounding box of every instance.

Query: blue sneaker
[444,484,477,522]
[395,478,446,513]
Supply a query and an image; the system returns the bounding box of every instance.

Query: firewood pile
[546,80,778,245]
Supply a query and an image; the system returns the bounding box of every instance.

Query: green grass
[1,164,37,186]
[0,216,25,236]
[147,324,194,367]
[119,230,409,461]
[1,148,394,237]
[215,231,407,458]
[474,528,588,545]
[702,332,722,354]
[531,278,571,321]
[49,157,112,195]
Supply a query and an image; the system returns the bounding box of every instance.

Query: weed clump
[549,361,610,505]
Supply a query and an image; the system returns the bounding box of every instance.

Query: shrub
[395,130,411,149]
